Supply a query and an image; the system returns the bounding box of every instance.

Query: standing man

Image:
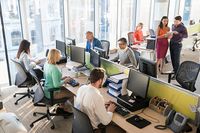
[85,31,102,52]
[170,16,188,78]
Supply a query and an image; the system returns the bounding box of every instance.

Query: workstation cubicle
[63,48,199,132]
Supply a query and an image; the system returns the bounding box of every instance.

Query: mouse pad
[126,115,151,129]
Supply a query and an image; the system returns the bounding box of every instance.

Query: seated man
[133,22,144,44]
[85,31,102,52]
[111,38,137,68]
[75,68,125,133]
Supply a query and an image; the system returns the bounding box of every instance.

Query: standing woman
[16,39,43,79]
[156,16,171,72]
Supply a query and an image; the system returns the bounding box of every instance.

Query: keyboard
[115,104,130,117]
[68,79,79,87]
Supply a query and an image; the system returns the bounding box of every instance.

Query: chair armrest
[97,124,106,133]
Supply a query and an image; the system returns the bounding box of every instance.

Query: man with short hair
[86,31,102,52]
[170,16,188,78]
[111,37,137,68]
[75,68,125,133]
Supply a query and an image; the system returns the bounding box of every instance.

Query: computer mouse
[134,116,143,122]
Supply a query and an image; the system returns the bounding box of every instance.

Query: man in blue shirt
[85,31,102,52]
[170,16,188,78]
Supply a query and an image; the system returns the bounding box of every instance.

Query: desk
[60,63,196,133]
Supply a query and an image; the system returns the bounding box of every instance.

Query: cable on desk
[142,108,160,123]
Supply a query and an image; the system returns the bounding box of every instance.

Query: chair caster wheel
[51,125,55,129]
[33,112,36,116]
[14,102,18,105]
[13,95,16,97]
[30,123,34,128]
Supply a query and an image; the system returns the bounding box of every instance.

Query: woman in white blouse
[16,39,43,79]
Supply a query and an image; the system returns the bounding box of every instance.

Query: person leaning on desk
[85,31,102,52]
[75,68,125,133]
[44,49,74,115]
[111,38,137,69]
[16,39,43,80]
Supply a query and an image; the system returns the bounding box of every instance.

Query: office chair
[132,49,140,66]
[101,40,110,59]
[195,71,200,92]
[72,106,106,133]
[127,32,134,46]
[163,61,200,92]
[29,70,71,129]
[11,59,36,105]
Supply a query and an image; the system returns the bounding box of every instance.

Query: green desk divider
[187,23,200,35]
[148,78,199,121]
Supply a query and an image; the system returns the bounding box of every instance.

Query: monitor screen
[127,69,149,99]
[66,37,76,45]
[70,45,85,65]
[56,40,66,57]
[139,57,157,78]
[94,47,106,58]
[90,49,100,67]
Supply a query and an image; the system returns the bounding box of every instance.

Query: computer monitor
[127,69,149,99]
[90,49,100,67]
[139,57,157,78]
[94,47,106,58]
[56,40,67,57]
[149,29,156,38]
[66,37,76,46]
[70,45,85,65]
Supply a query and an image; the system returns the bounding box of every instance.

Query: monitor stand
[117,94,149,112]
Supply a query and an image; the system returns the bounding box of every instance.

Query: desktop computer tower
[117,95,150,112]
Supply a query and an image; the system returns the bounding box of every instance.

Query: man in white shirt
[75,68,125,133]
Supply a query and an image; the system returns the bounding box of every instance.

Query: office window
[119,0,137,38]
[98,0,118,48]
[1,0,23,84]
[22,0,65,56]
[67,0,94,44]
[189,0,200,24]
[136,0,152,33]
[11,31,21,46]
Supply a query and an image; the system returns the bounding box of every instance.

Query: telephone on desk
[68,78,79,87]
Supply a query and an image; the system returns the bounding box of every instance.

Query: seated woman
[44,48,74,115]
[133,23,144,44]
[16,39,43,80]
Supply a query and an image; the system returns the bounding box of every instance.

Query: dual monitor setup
[55,40,103,68]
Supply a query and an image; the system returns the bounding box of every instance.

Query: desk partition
[187,23,200,35]
[148,77,199,122]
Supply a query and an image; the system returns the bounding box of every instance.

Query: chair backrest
[132,49,140,66]
[195,71,200,91]
[176,61,200,92]
[29,70,45,104]
[100,40,110,59]
[72,106,94,133]
[127,32,134,46]
[11,59,28,86]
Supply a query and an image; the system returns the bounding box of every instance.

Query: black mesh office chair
[127,32,134,46]
[175,61,200,92]
[29,70,71,129]
[132,49,140,66]
[72,106,106,133]
[11,59,36,105]
[101,40,110,59]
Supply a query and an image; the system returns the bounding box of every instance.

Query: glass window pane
[120,0,137,37]
[98,0,118,48]
[136,0,151,33]
[23,0,65,56]
[1,0,23,84]
[68,0,94,44]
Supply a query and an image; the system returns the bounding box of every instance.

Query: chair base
[13,88,34,105]
[30,107,70,129]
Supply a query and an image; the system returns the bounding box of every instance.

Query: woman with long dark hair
[156,16,171,73]
[16,39,43,79]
